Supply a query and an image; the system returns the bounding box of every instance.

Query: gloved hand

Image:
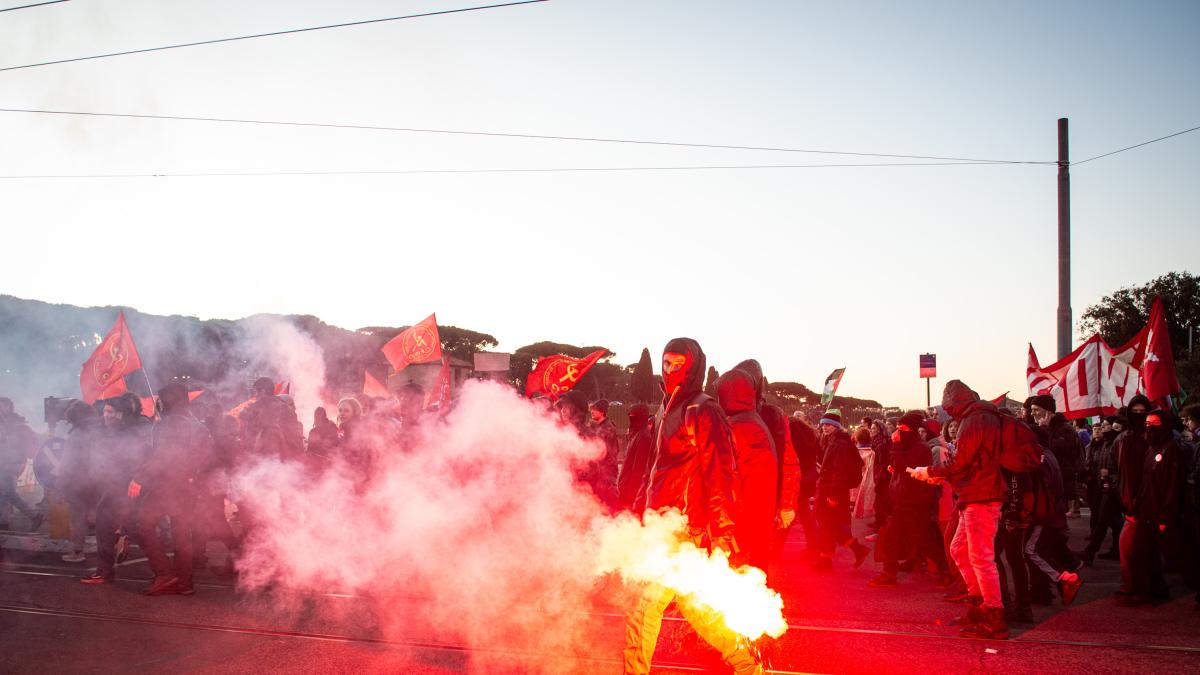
[777,509,796,529]
[127,480,142,498]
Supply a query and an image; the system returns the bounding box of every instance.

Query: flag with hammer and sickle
[525,349,608,399]
[382,313,443,371]
[80,311,143,404]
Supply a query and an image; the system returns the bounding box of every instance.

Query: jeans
[94,489,134,577]
[877,506,931,574]
[949,501,1002,608]
[136,490,196,588]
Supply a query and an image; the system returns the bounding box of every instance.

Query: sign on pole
[919,354,937,379]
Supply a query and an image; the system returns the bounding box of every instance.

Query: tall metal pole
[1057,118,1072,359]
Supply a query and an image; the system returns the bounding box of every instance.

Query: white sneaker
[62,552,86,563]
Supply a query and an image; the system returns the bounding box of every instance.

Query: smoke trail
[232,380,614,667]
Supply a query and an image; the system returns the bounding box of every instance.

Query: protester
[869,413,934,587]
[867,420,892,534]
[131,383,214,596]
[616,404,653,512]
[1132,410,1198,604]
[1024,446,1084,606]
[787,414,821,559]
[240,377,303,461]
[0,397,42,531]
[853,426,877,521]
[812,409,870,571]
[1029,395,1084,519]
[716,368,778,571]
[1081,419,1122,565]
[912,380,1008,639]
[306,406,339,462]
[60,401,100,563]
[624,338,761,675]
[81,394,150,584]
[1115,395,1153,604]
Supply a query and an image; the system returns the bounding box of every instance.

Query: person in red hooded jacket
[911,380,1008,639]
[624,338,762,675]
[716,368,779,572]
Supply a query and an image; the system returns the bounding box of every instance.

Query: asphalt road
[1,511,1197,674]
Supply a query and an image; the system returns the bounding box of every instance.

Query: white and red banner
[1027,297,1180,419]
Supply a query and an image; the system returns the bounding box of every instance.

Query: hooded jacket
[640,338,737,545]
[889,432,934,509]
[617,415,655,511]
[716,369,779,567]
[927,380,1006,506]
[733,359,798,513]
[1136,434,1184,527]
[817,427,858,500]
[1116,395,1152,513]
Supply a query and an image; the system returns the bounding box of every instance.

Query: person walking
[812,409,870,571]
[911,380,1008,639]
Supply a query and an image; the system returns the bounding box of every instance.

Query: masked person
[1114,395,1153,604]
[0,397,42,531]
[869,413,935,587]
[716,368,778,572]
[130,383,214,596]
[1131,410,1197,604]
[911,381,1008,639]
[588,399,621,510]
[81,394,151,584]
[730,359,800,553]
[624,338,762,675]
[812,409,870,571]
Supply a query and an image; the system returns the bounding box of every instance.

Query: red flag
[274,381,290,395]
[140,396,156,418]
[363,371,391,399]
[80,311,143,404]
[1141,297,1181,402]
[188,389,205,402]
[525,349,607,399]
[990,392,1009,406]
[382,314,443,371]
[424,356,453,411]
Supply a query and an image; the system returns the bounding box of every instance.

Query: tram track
[4,565,1200,659]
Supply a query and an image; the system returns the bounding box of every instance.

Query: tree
[704,366,719,396]
[631,348,656,403]
[1079,271,1200,396]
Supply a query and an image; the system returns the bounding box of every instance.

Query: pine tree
[631,348,655,403]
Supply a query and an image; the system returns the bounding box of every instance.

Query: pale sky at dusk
[1,0,1197,409]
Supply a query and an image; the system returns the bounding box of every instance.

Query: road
[1,513,1197,674]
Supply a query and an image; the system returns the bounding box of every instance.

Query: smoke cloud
[232,380,617,668]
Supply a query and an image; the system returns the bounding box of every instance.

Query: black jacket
[888,435,934,509]
[640,338,737,544]
[1136,439,1185,528]
[135,411,214,499]
[816,428,857,500]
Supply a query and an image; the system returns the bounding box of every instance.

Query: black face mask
[1127,410,1148,431]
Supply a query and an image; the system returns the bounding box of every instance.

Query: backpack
[992,411,1043,473]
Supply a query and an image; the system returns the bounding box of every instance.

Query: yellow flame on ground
[595,509,788,640]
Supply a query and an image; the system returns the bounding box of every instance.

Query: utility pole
[1057,118,1072,359]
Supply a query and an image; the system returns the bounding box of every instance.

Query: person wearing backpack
[910,380,1008,639]
[812,409,870,571]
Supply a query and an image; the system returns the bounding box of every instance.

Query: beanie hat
[897,412,924,433]
[1030,394,1056,413]
[819,409,844,429]
[590,399,610,415]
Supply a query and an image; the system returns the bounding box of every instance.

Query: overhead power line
[0,161,1028,180]
[0,0,548,73]
[0,0,68,13]
[0,107,1054,164]
[1071,124,1200,166]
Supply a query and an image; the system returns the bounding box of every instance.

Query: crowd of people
[3,338,1200,675]
[0,376,434,596]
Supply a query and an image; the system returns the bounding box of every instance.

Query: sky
[0,0,1197,409]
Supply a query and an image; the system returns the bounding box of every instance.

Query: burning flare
[595,509,789,640]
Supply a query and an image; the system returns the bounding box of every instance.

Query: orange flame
[596,509,788,640]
